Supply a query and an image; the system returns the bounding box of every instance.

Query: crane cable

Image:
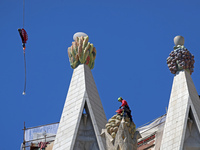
[23,0,25,29]
[23,47,26,95]
[18,0,28,95]
[23,0,26,95]
[22,0,26,95]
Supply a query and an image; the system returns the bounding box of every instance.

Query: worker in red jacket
[118,97,132,122]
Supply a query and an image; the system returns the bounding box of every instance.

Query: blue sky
[1,0,200,149]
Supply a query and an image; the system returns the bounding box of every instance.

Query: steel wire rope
[22,0,26,95]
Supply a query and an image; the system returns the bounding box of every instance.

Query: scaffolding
[21,122,59,150]
[137,114,166,150]
[21,114,166,150]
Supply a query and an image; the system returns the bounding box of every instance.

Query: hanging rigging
[18,0,28,95]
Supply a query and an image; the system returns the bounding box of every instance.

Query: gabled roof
[53,64,107,150]
[160,70,200,149]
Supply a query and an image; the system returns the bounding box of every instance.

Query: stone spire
[53,33,107,150]
[160,36,200,149]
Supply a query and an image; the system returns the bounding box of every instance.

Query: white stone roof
[160,70,200,150]
[53,64,107,150]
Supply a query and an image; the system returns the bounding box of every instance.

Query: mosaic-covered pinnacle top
[68,32,96,69]
[167,36,195,75]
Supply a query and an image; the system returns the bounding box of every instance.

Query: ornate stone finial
[167,36,195,75]
[106,115,136,139]
[101,114,141,150]
[68,32,96,69]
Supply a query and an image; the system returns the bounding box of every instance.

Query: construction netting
[137,114,166,150]
[21,115,166,150]
[21,122,59,150]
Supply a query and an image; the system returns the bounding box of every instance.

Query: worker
[118,97,132,122]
